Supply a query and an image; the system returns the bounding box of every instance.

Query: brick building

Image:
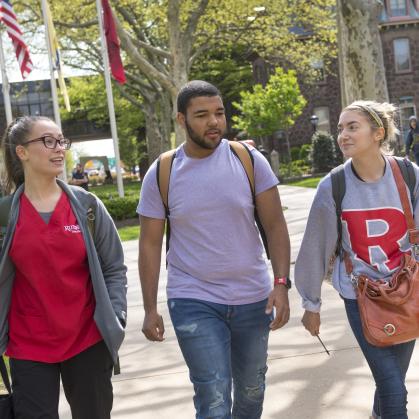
[255,0,419,155]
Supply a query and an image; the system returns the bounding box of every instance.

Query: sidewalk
[60,185,419,418]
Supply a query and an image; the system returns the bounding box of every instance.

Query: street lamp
[310,114,319,132]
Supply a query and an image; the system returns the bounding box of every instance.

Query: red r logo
[342,208,409,271]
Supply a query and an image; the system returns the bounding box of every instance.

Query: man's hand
[265,286,290,330]
[301,310,320,336]
[142,311,165,341]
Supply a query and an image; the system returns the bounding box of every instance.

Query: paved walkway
[60,185,419,418]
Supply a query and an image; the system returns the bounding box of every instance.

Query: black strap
[0,356,12,395]
[394,157,415,207]
[330,164,345,258]
[229,143,270,259]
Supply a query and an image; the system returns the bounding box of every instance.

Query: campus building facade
[279,0,419,151]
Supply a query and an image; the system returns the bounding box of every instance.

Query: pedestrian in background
[0,116,127,419]
[405,115,419,164]
[70,162,89,191]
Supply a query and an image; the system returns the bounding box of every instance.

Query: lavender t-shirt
[137,139,279,305]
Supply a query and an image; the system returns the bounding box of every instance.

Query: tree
[61,76,146,170]
[232,67,306,139]
[18,0,336,162]
[336,0,388,106]
[310,131,337,173]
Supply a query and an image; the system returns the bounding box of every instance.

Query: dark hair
[1,116,52,194]
[177,80,221,115]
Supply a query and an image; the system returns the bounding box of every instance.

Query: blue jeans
[168,298,272,419]
[343,298,415,419]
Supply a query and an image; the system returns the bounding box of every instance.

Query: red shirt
[6,192,102,362]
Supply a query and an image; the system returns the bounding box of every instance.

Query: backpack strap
[330,164,345,259]
[0,194,14,249]
[229,141,255,195]
[157,150,177,212]
[156,149,177,259]
[394,156,416,208]
[229,141,270,259]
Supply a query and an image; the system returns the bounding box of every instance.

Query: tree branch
[112,10,176,97]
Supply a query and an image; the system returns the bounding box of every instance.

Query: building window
[399,97,416,143]
[388,0,408,16]
[393,38,411,72]
[314,107,330,133]
[311,59,326,83]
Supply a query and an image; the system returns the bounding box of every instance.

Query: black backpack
[156,141,270,260]
[331,157,416,259]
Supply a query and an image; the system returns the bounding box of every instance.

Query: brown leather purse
[345,157,419,347]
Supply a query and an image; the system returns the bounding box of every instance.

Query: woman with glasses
[0,116,127,419]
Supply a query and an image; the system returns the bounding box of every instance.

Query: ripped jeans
[168,298,272,419]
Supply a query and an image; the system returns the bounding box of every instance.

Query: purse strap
[388,157,415,232]
[0,356,11,395]
[344,156,418,274]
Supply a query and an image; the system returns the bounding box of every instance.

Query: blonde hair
[344,100,399,148]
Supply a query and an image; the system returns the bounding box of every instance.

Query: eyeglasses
[22,135,72,150]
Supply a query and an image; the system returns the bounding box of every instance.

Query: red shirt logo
[342,207,409,272]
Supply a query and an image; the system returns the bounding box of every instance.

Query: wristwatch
[274,276,292,289]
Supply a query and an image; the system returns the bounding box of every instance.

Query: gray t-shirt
[138,139,279,305]
[295,157,419,312]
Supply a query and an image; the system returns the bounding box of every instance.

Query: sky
[71,138,116,160]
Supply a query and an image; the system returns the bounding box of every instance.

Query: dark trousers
[9,341,114,419]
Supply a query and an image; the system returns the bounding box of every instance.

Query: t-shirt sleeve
[137,160,166,220]
[252,148,279,195]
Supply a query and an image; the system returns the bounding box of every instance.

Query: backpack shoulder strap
[0,194,13,228]
[157,149,177,212]
[330,164,346,258]
[156,149,177,264]
[229,141,255,197]
[393,156,416,207]
[228,141,271,259]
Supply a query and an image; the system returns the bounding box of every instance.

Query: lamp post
[310,114,319,133]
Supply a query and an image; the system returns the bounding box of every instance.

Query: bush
[101,196,138,220]
[279,159,311,178]
[290,146,300,161]
[299,144,312,163]
[310,131,337,173]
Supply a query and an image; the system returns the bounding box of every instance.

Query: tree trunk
[337,0,388,107]
[143,101,167,164]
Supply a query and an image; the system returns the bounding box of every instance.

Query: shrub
[310,131,337,173]
[101,196,138,220]
[279,160,311,178]
[290,146,300,161]
[299,144,312,163]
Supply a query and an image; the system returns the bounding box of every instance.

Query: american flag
[0,0,33,79]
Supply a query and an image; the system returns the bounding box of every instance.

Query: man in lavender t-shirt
[137,80,290,419]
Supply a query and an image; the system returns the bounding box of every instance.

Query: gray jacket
[0,180,127,363]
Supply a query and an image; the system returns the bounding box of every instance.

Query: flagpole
[40,0,67,182]
[95,0,124,198]
[0,27,12,124]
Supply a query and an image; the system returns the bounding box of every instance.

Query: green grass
[89,181,141,197]
[287,177,322,188]
[118,225,140,241]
